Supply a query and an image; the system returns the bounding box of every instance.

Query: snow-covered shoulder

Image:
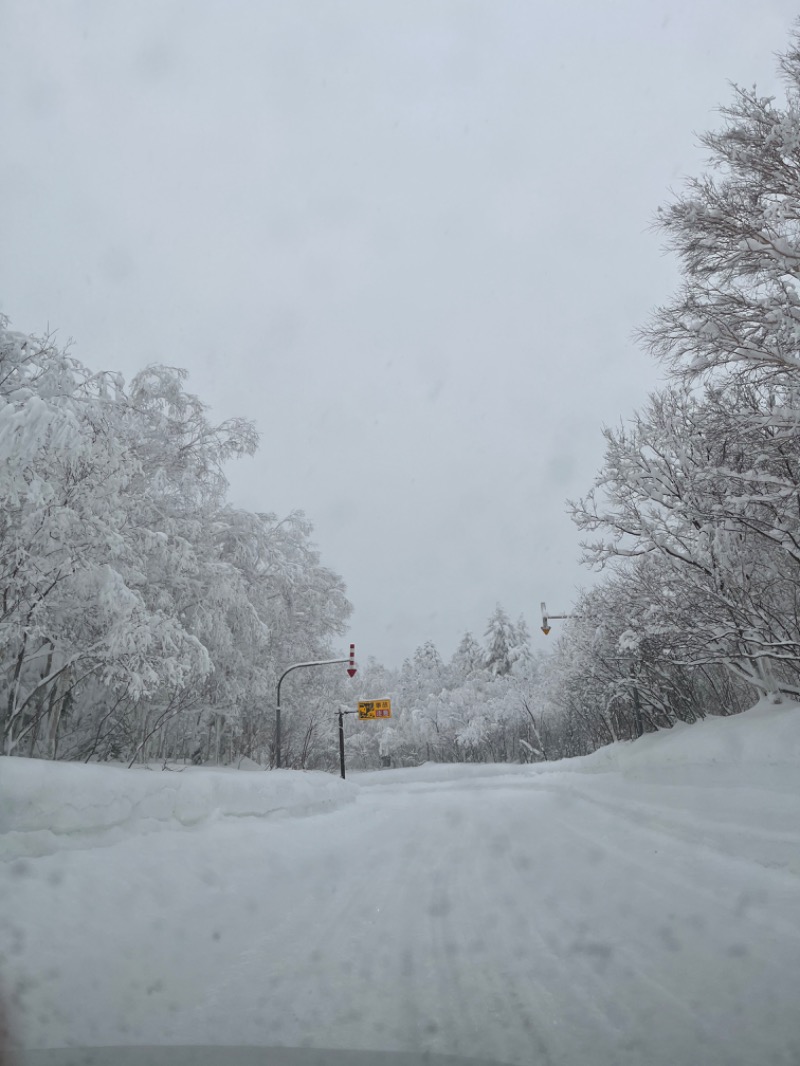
[0,759,357,858]
[536,698,800,788]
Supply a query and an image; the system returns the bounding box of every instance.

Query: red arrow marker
[347,643,357,677]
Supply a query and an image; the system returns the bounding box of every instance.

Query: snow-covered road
[3,707,800,1065]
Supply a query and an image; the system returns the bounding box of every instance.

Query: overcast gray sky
[1,1,798,667]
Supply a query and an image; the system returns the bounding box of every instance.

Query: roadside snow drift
[549,695,800,783]
[1,759,357,858]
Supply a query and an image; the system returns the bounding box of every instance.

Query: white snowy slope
[2,700,800,1066]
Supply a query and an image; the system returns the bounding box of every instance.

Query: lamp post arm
[277,659,349,701]
[541,601,573,635]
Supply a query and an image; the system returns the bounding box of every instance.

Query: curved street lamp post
[541,602,642,738]
[275,644,356,768]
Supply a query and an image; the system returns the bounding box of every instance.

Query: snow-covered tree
[450,631,484,682]
[571,382,800,697]
[643,41,800,390]
[484,605,515,676]
[0,324,222,755]
[509,615,534,676]
[571,34,800,705]
[0,316,352,763]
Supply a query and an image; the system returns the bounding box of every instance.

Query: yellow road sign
[358,698,392,720]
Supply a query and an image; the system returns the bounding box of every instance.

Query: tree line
[0,321,350,764]
[558,34,800,745]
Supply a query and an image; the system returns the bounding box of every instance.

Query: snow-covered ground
[2,701,800,1065]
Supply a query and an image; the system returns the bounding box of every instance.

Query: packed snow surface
[2,701,800,1065]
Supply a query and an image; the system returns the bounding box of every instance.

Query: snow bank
[0,758,357,858]
[358,700,800,791]
[537,698,800,789]
[3,700,798,861]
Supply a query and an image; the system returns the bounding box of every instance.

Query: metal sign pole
[335,707,359,779]
[338,709,346,780]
